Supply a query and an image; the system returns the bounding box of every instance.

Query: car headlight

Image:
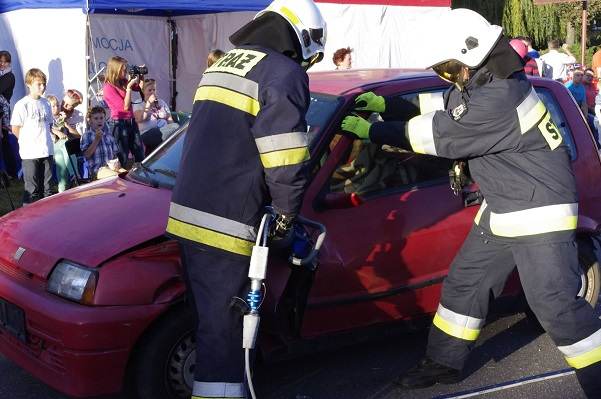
[47,261,98,304]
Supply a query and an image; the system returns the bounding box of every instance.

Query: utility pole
[582,0,588,65]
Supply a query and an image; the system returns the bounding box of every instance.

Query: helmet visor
[432,60,466,84]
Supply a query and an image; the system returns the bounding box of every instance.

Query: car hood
[0,176,171,279]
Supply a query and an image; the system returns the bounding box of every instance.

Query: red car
[0,70,599,399]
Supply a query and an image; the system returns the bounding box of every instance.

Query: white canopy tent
[0,0,450,113]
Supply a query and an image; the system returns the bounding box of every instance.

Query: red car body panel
[0,69,600,397]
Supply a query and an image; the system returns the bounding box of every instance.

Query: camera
[128,64,148,78]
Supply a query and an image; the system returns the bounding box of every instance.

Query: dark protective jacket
[370,69,578,242]
[167,45,311,257]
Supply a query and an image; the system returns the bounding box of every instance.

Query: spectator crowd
[1,36,601,207]
[0,49,193,206]
[499,36,601,149]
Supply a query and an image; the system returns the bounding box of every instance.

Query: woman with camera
[102,56,144,167]
[133,78,179,155]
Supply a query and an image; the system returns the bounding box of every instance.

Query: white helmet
[423,8,503,70]
[256,0,327,63]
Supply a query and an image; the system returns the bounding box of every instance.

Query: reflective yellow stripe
[489,203,578,237]
[279,6,301,25]
[516,88,546,134]
[474,200,487,225]
[407,112,437,155]
[259,147,310,168]
[194,86,260,116]
[433,313,480,341]
[564,346,601,369]
[166,217,253,256]
[559,329,601,369]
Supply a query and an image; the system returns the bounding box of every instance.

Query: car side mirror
[319,192,364,210]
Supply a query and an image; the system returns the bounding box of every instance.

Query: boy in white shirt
[10,68,54,204]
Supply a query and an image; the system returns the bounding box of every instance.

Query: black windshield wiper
[131,162,159,188]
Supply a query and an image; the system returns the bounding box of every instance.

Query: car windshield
[128,92,342,188]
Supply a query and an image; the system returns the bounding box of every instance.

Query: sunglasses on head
[66,89,82,102]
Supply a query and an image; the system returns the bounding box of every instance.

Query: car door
[300,82,480,337]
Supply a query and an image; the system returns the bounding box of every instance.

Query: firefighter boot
[396,357,462,389]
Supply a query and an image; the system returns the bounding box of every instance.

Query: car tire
[577,241,600,308]
[127,305,196,399]
[525,238,600,331]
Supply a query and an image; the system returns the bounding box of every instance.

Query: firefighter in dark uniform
[165,1,326,397]
[341,8,601,398]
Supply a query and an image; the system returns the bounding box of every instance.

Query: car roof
[309,68,438,96]
[308,69,563,97]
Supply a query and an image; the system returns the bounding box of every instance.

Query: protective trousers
[180,242,250,399]
[427,224,601,397]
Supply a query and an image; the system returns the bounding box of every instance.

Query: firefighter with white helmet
[342,8,601,396]
[166,0,326,397]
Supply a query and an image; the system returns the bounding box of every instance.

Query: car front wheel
[127,305,196,399]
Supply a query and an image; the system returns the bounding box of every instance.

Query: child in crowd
[0,94,9,183]
[133,78,179,154]
[0,92,20,180]
[61,89,85,138]
[10,68,54,204]
[80,106,124,179]
[103,56,144,167]
[207,49,225,68]
[48,95,75,192]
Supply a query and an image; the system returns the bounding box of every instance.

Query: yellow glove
[341,114,371,140]
[354,92,385,113]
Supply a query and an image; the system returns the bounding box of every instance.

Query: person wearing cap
[509,38,539,76]
[341,8,601,397]
[165,0,327,397]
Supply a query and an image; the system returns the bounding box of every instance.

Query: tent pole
[168,17,178,111]
[85,0,91,108]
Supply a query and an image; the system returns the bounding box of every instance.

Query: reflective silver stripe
[558,329,601,358]
[193,381,245,398]
[418,92,445,114]
[474,200,487,225]
[407,112,437,155]
[200,72,259,100]
[255,132,309,154]
[516,88,546,134]
[489,203,578,237]
[169,203,256,241]
[437,304,485,331]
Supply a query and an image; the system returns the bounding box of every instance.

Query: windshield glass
[129,92,342,188]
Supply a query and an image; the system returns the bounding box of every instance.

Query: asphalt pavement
[1,306,599,399]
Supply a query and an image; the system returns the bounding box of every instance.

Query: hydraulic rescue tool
[243,209,326,399]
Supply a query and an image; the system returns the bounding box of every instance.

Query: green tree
[502,0,562,49]
[453,0,601,48]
